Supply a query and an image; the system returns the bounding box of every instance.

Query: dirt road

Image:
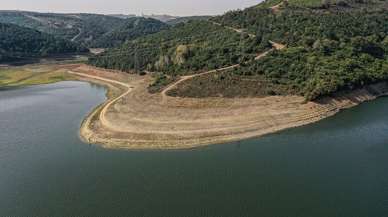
[71,28,82,42]
[211,22,256,38]
[68,71,133,131]
[161,64,240,99]
[162,40,286,98]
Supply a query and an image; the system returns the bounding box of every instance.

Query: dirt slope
[70,65,388,150]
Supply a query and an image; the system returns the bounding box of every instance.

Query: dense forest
[0,11,170,48]
[165,16,211,26]
[90,0,388,100]
[89,17,169,48]
[89,20,264,75]
[0,23,86,62]
[0,11,82,41]
[210,0,388,100]
[0,11,126,46]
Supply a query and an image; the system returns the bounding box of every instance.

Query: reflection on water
[0,81,387,217]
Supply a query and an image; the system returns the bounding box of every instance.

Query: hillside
[108,14,137,19]
[208,0,388,100]
[165,16,211,26]
[89,17,169,48]
[0,11,127,46]
[0,11,172,48]
[0,11,130,47]
[143,14,179,22]
[0,23,86,62]
[89,20,263,74]
[89,0,388,100]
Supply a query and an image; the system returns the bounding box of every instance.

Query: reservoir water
[1,81,388,217]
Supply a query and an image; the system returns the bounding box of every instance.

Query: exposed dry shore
[68,64,388,150]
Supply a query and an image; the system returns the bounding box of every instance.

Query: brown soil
[270,0,288,13]
[69,64,388,150]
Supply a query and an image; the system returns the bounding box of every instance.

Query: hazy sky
[1,0,263,16]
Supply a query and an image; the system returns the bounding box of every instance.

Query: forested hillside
[89,20,263,74]
[0,11,173,48]
[166,16,211,26]
[0,23,86,62]
[209,0,388,100]
[0,11,126,47]
[89,0,388,100]
[89,17,169,48]
[143,14,179,23]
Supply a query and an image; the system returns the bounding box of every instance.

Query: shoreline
[1,64,388,150]
[2,63,387,150]
[71,65,388,150]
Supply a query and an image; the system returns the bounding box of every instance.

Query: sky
[1,0,263,16]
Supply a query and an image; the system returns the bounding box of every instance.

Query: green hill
[0,22,87,62]
[209,0,388,100]
[0,11,127,47]
[89,0,388,100]
[0,11,134,48]
[166,16,211,26]
[89,17,169,48]
[143,14,179,23]
[89,20,263,74]
[0,11,171,48]
[257,0,388,9]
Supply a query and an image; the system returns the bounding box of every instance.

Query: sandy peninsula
[66,64,388,150]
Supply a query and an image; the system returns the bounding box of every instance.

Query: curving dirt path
[71,28,82,42]
[269,40,286,50]
[162,40,286,98]
[68,71,133,131]
[162,21,287,98]
[161,64,240,100]
[211,22,256,38]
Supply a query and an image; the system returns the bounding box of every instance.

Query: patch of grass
[288,0,324,8]
[148,73,177,93]
[167,68,286,98]
[0,66,75,87]
[0,73,10,84]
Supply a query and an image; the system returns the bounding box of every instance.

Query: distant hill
[0,22,87,62]
[143,14,212,25]
[0,11,127,47]
[0,11,170,48]
[166,16,211,26]
[108,14,137,19]
[0,11,83,42]
[90,17,169,48]
[143,14,179,22]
